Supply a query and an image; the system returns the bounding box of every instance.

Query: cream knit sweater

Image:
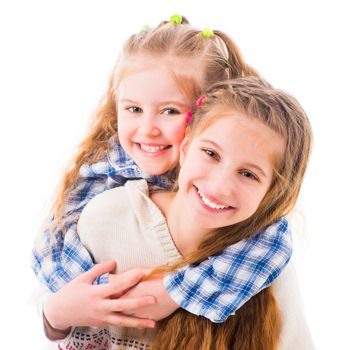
[60,180,181,350]
[56,179,315,350]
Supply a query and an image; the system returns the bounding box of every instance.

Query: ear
[179,136,190,167]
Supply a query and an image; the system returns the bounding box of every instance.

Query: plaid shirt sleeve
[31,162,123,292]
[31,136,175,292]
[164,217,292,323]
[31,221,103,292]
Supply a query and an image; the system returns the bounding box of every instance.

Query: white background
[1,0,361,348]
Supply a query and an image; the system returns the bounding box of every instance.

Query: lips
[194,185,233,211]
[136,142,171,154]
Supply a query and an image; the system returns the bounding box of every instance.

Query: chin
[140,165,169,176]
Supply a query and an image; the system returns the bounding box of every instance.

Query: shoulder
[125,179,149,195]
[150,191,174,216]
[77,180,149,238]
[82,179,148,214]
[256,217,292,251]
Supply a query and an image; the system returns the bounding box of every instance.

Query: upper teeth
[140,144,167,153]
[197,189,229,210]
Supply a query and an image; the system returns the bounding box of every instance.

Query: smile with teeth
[138,143,170,153]
[197,188,230,210]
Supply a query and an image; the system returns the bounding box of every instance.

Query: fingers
[80,261,117,284]
[106,296,156,314]
[108,267,152,285]
[131,267,153,275]
[106,313,156,329]
[100,268,146,297]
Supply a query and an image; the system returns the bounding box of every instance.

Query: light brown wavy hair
[51,16,259,233]
[148,76,313,350]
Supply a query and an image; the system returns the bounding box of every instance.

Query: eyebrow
[119,98,188,108]
[200,139,222,151]
[119,98,139,104]
[200,138,268,178]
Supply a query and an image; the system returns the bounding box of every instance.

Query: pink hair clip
[196,95,206,108]
[186,111,192,124]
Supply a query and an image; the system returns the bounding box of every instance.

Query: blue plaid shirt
[31,135,292,323]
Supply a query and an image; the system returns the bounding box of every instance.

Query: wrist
[42,310,72,341]
[43,293,72,331]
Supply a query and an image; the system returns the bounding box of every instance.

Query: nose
[138,113,161,137]
[210,167,234,197]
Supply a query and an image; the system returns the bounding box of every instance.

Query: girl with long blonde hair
[34,15,293,337]
[43,76,312,350]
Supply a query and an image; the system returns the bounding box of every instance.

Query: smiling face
[176,113,285,230]
[116,60,193,175]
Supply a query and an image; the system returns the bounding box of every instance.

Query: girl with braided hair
[44,76,312,349]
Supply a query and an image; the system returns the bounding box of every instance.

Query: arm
[164,217,292,322]
[31,135,172,292]
[42,261,156,341]
[115,272,179,321]
[31,144,132,292]
[123,218,292,323]
[32,221,99,292]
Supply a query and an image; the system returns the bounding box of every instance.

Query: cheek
[179,153,206,182]
[177,157,193,182]
[117,117,134,142]
[117,128,127,146]
[238,185,267,215]
[166,120,187,146]
[250,187,270,213]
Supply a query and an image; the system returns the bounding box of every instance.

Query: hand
[120,273,180,321]
[43,261,157,333]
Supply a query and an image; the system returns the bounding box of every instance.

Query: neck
[152,192,209,256]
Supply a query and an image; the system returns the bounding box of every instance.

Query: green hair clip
[202,28,214,39]
[170,14,183,25]
[142,24,151,31]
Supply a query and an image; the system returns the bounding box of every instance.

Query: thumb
[80,260,117,284]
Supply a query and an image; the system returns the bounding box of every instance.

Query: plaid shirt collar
[107,135,175,190]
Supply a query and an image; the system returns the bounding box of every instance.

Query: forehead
[116,70,185,108]
[194,114,285,168]
[116,54,203,101]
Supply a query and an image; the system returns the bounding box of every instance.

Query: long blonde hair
[149,76,313,350]
[52,16,259,231]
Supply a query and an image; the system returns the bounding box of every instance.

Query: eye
[126,106,143,113]
[202,148,220,161]
[239,170,259,181]
[161,108,180,116]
